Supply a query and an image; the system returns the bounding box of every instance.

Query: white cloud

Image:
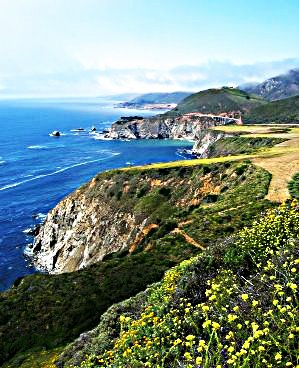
[0,58,298,98]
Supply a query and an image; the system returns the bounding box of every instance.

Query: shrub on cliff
[79,201,299,368]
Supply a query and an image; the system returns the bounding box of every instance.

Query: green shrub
[81,201,299,368]
[288,173,299,199]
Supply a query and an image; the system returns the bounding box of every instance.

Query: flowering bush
[80,201,299,368]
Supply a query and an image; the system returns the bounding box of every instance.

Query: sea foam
[27,145,48,150]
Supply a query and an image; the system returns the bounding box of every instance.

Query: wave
[27,145,66,151]
[0,153,120,192]
[34,213,47,221]
[22,228,34,234]
[91,133,113,141]
[176,148,197,160]
[0,160,6,165]
[48,133,67,137]
[27,145,48,150]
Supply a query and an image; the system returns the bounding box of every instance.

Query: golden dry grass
[121,124,299,202]
[120,154,254,171]
[252,151,299,202]
[202,125,299,202]
[251,127,299,202]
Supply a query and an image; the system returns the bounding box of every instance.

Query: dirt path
[171,228,206,250]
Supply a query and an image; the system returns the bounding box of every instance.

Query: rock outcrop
[30,162,241,274]
[105,113,239,155]
[30,177,146,273]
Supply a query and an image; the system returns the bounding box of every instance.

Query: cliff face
[31,176,144,273]
[105,113,239,155]
[31,161,254,274]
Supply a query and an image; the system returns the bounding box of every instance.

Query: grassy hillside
[244,95,299,124]
[0,161,273,366]
[164,87,266,116]
[60,130,299,368]
[61,201,299,368]
[207,136,285,158]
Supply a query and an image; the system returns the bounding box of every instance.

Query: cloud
[93,58,299,94]
[0,58,298,98]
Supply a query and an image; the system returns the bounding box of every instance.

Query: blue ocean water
[0,97,192,290]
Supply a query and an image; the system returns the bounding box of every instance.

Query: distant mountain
[244,95,299,124]
[166,87,266,116]
[117,91,191,109]
[241,69,299,101]
[128,92,191,104]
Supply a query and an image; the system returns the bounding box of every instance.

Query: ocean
[0,97,192,290]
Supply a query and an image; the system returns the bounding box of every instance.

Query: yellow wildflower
[241,294,249,301]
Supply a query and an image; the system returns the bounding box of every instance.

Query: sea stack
[50,131,60,137]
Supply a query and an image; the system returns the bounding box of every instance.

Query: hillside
[59,201,299,368]
[244,95,299,124]
[242,68,299,101]
[117,92,191,109]
[165,87,266,117]
[0,159,274,366]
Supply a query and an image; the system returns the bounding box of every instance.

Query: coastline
[0,99,190,291]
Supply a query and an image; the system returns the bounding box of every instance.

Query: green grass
[288,172,299,199]
[207,136,285,158]
[164,87,266,116]
[244,95,299,124]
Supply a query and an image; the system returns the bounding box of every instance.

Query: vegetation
[147,85,298,125]
[75,201,299,368]
[164,87,266,116]
[288,173,299,199]
[244,95,299,124]
[207,136,285,158]
[209,125,299,202]
[0,162,273,366]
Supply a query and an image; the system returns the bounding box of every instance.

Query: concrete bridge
[184,112,243,125]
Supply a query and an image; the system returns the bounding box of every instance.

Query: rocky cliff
[30,166,213,274]
[104,113,238,155]
[30,174,147,273]
[30,160,266,275]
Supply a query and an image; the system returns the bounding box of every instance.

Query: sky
[0,0,298,98]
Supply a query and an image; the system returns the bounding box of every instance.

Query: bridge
[184,112,243,125]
